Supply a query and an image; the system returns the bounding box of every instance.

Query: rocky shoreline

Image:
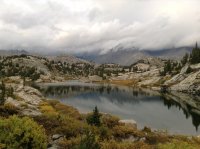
[33,72,200,120]
[4,74,200,126]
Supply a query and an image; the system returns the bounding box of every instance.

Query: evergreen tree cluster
[160,60,181,76]
[181,42,200,66]
[0,54,124,80]
[181,53,189,66]
[0,81,6,104]
[160,43,200,76]
[46,60,95,77]
[0,55,43,81]
[0,81,14,105]
[190,42,200,64]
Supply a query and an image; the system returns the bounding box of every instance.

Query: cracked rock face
[5,81,43,116]
[170,71,200,92]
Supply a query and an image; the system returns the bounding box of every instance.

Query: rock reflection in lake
[38,81,200,135]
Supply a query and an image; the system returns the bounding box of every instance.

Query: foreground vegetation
[0,98,200,149]
[0,115,47,149]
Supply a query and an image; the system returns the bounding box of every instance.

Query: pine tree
[93,106,101,126]
[164,60,172,74]
[0,81,6,104]
[87,106,101,127]
[181,53,189,66]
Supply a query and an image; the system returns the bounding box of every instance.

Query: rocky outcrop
[11,56,51,76]
[48,134,65,149]
[15,85,43,105]
[5,78,44,116]
[164,65,189,86]
[170,71,200,93]
[163,63,200,94]
[138,76,161,87]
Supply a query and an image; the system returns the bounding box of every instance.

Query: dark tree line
[181,42,200,65]
[0,55,46,82]
[190,42,200,64]
[160,43,200,76]
[160,60,181,76]
[0,81,14,105]
[0,81,6,104]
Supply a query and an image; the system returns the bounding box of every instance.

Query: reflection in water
[161,96,200,132]
[38,82,200,135]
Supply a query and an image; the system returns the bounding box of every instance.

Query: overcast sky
[0,0,200,53]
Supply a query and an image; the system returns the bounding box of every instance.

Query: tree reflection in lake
[160,95,200,131]
[38,82,200,135]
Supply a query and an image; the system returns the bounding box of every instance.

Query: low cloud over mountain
[0,0,200,53]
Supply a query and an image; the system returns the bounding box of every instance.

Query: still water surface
[38,81,200,135]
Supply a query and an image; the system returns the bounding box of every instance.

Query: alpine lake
[37,80,200,136]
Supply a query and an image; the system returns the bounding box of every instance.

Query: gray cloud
[0,0,200,53]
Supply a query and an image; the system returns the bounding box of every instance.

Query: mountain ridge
[77,47,192,66]
[0,46,192,66]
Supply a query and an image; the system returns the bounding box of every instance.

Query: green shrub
[39,102,58,117]
[98,126,111,140]
[112,125,137,139]
[157,140,198,149]
[101,114,119,128]
[33,115,60,136]
[73,131,100,149]
[0,103,19,117]
[0,115,47,149]
[48,100,81,119]
[58,137,81,149]
[55,114,88,138]
[34,113,88,138]
[100,140,152,149]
